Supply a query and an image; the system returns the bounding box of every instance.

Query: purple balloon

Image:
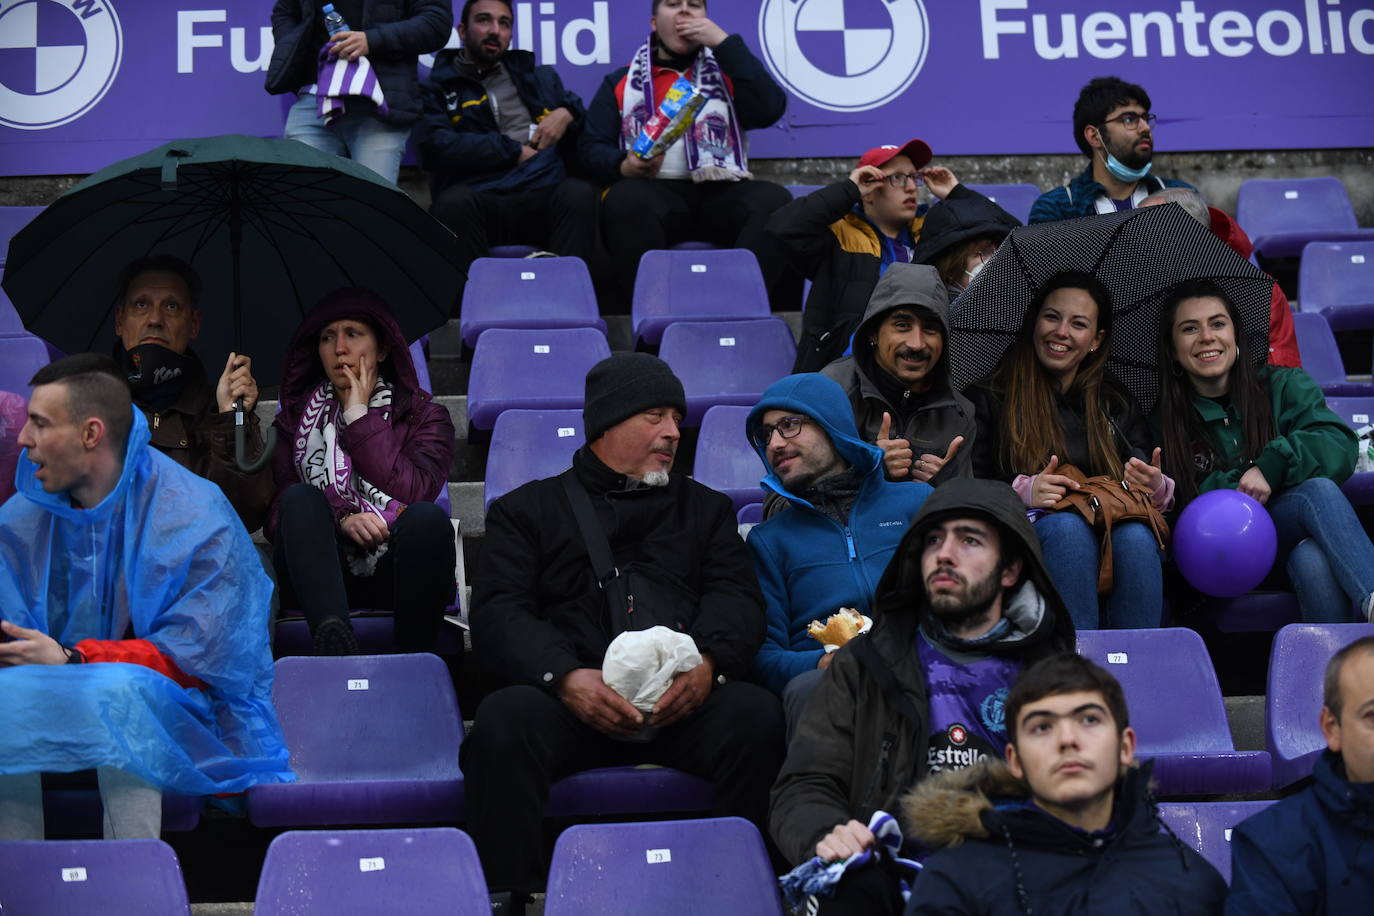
[1174,490,1278,597]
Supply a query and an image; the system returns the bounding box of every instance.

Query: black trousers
[272,483,455,651]
[816,863,908,915]
[600,177,797,311]
[430,177,603,276]
[460,681,786,893]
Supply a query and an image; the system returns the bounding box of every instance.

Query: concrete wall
[3,148,1371,225]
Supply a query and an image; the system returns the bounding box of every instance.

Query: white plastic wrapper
[602,626,703,713]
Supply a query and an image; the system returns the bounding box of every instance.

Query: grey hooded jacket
[821,263,977,484]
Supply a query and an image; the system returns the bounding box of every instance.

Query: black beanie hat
[583,353,687,442]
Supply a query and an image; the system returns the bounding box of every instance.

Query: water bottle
[323,4,349,36]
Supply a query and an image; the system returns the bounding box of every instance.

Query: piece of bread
[807,608,865,647]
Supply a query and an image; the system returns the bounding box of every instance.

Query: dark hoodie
[265,288,454,541]
[821,263,976,484]
[903,760,1225,915]
[912,191,1021,302]
[769,478,1074,865]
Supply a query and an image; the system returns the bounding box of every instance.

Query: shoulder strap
[849,635,924,736]
[560,471,632,633]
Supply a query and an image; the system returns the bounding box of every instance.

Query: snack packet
[632,76,706,160]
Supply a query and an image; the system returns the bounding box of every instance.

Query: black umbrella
[2,135,465,469]
[947,203,1275,415]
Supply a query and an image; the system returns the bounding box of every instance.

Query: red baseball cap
[858,139,933,171]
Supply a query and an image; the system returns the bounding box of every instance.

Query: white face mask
[963,259,988,286]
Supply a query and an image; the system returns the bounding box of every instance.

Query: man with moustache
[463,353,782,904]
[1029,76,1193,224]
[770,478,1074,915]
[113,256,273,532]
[418,0,600,272]
[822,264,976,487]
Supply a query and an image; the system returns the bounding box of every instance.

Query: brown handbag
[1046,464,1171,594]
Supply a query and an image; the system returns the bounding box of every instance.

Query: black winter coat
[416,48,587,197]
[266,0,452,126]
[577,35,787,186]
[904,762,1226,915]
[471,448,765,689]
[966,375,1154,482]
[769,479,1074,865]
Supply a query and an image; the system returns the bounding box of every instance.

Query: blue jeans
[1269,477,1374,623]
[283,92,408,184]
[1033,513,1163,630]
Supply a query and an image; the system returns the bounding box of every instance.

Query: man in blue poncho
[0,354,292,840]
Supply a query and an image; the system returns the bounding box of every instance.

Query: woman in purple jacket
[267,288,455,655]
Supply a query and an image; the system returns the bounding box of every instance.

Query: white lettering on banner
[980,0,1374,59]
[177,10,271,74]
[512,1,610,66]
[0,0,123,130]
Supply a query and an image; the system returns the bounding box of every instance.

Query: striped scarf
[315,42,389,125]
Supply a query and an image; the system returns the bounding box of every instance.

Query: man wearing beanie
[463,353,784,905]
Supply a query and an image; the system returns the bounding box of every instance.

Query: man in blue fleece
[746,373,931,735]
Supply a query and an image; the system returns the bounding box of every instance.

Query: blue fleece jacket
[745,373,931,696]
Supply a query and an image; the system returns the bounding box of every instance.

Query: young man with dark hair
[418,0,601,274]
[0,354,291,840]
[114,255,274,531]
[1029,76,1193,224]
[770,478,1074,915]
[577,0,794,309]
[904,653,1226,915]
[1227,634,1374,913]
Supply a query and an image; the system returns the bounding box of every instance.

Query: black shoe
[313,616,359,656]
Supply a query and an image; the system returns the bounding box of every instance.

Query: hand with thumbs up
[876,412,913,480]
[1030,455,1079,508]
[912,436,965,483]
[1124,447,1165,496]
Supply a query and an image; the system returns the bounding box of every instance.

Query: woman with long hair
[1155,278,1374,622]
[968,271,1170,630]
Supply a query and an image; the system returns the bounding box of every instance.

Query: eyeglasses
[750,415,808,448]
[1102,111,1157,130]
[882,172,920,189]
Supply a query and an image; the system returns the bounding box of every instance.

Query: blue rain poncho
[0,410,294,795]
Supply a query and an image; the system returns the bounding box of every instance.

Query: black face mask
[123,343,197,409]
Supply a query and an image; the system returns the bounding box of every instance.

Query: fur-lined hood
[902,758,1030,849]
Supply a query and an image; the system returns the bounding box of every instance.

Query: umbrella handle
[234,398,276,474]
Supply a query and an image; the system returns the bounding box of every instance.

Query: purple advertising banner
[1,0,1372,177]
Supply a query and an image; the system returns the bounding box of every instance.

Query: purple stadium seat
[1300,240,1374,332]
[0,334,50,393]
[1236,177,1374,260]
[1156,801,1275,883]
[631,249,770,347]
[40,786,200,837]
[545,767,714,819]
[737,502,763,525]
[408,337,432,393]
[254,828,489,916]
[488,244,537,258]
[247,653,464,827]
[544,817,782,916]
[1291,312,1374,396]
[0,282,26,334]
[484,409,584,510]
[1266,623,1374,787]
[467,327,610,430]
[693,405,764,512]
[965,183,1040,226]
[1203,591,1302,633]
[1321,397,1374,504]
[1076,629,1272,795]
[0,838,190,915]
[785,184,823,198]
[272,613,465,658]
[459,257,606,349]
[0,206,43,266]
[659,318,797,425]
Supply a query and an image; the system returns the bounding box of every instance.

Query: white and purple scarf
[294,379,401,575]
[619,39,749,183]
[316,42,389,125]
